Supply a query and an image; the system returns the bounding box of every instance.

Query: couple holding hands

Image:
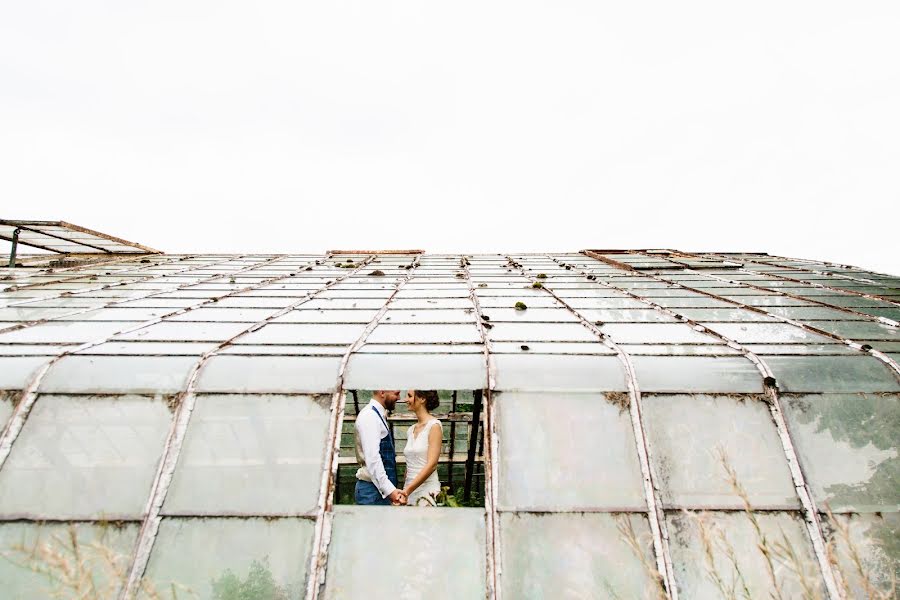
[353,389,443,506]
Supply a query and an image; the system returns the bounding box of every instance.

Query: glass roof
[0,249,897,598]
[1,219,161,254]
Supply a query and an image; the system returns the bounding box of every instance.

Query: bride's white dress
[403,418,442,506]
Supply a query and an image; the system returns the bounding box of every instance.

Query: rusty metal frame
[505,255,678,600]
[119,255,376,599]
[579,250,876,599]
[462,255,500,600]
[0,220,162,254]
[0,254,294,475]
[305,255,419,600]
[327,249,425,255]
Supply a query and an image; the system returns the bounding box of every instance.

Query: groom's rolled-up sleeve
[357,412,397,499]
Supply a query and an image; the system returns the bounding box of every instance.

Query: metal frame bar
[306,255,418,600]
[506,255,677,600]
[463,389,483,501]
[461,255,500,600]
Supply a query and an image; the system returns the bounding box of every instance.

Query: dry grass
[0,522,196,599]
[615,514,668,600]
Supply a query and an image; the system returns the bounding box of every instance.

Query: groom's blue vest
[354,405,398,505]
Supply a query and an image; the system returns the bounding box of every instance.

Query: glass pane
[823,512,899,597]
[643,394,797,509]
[275,309,381,323]
[236,323,367,345]
[811,321,900,341]
[667,511,824,599]
[0,321,127,344]
[116,322,253,342]
[490,341,616,355]
[322,506,485,600]
[702,322,836,344]
[493,354,626,392]
[496,392,644,510]
[601,323,721,344]
[631,356,764,393]
[0,391,13,430]
[0,356,51,389]
[0,522,139,598]
[196,356,341,393]
[366,323,482,344]
[79,341,216,355]
[0,395,172,519]
[167,308,277,322]
[763,356,900,393]
[40,356,197,394]
[781,394,898,512]
[500,512,660,599]
[488,322,598,342]
[163,394,331,515]
[344,353,486,390]
[139,517,313,599]
[478,308,579,322]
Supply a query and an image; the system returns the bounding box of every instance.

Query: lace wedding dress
[402,418,442,506]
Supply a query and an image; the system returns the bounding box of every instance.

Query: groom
[354,390,407,506]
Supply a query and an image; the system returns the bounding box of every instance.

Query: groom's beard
[384,400,396,412]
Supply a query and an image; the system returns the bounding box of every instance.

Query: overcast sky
[1,2,898,274]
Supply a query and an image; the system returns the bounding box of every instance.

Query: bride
[401,389,443,506]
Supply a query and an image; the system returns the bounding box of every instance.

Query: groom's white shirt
[354,399,397,498]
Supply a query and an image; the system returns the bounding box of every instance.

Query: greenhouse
[0,221,898,599]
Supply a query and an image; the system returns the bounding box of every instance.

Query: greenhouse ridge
[0,247,897,599]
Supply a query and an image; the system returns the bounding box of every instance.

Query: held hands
[388,489,408,506]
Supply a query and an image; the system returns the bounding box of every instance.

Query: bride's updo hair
[415,390,440,412]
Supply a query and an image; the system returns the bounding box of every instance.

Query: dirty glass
[493,354,626,391]
[0,356,51,389]
[0,391,15,430]
[499,512,658,600]
[496,392,644,510]
[236,323,367,345]
[600,322,721,344]
[139,517,313,600]
[366,323,482,344]
[0,321,128,344]
[196,355,342,393]
[701,322,836,345]
[40,355,197,393]
[344,353,486,390]
[0,521,140,599]
[0,395,171,519]
[489,341,615,354]
[167,307,277,322]
[630,356,763,393]
[763,355,900,393]
[823,512,899,597]
[163,394,331,515]
[781,394,898,512]
[643,394,797,508]
[79,341,216,355]
[667,511,823,599]
[357,343,483,354]
[322,506,485,600]
[377,309,475,323]
[487,322,598,342]
[275,309,381,323]
[115,321,252,342]
[810,320,900,341]
[478,307,579,322]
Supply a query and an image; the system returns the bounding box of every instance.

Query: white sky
[1,2,898,275]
